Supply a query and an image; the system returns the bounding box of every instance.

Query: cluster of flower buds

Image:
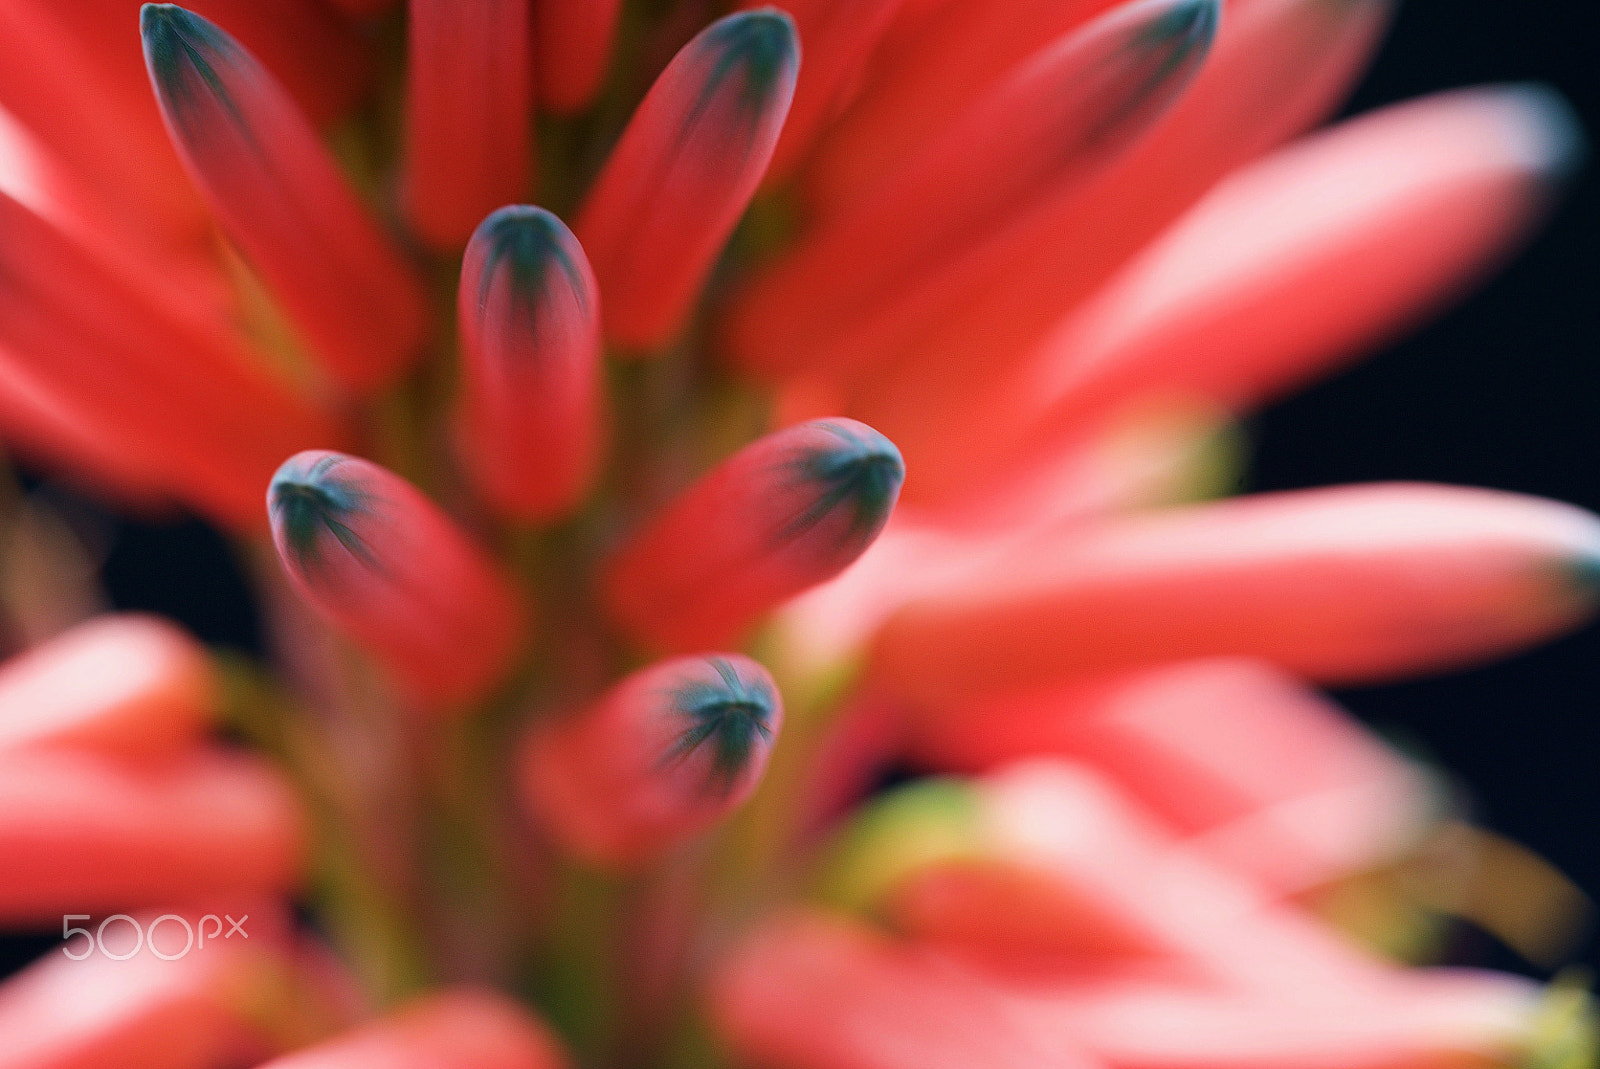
[0,0,1593,1066]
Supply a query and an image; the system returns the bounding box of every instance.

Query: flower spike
[732,0,1219,381]
[0,614,214,759]
[141,4,428,392]
[268,451,528,709]
[575,9,799,351]
[401,0,535,249]
[533,0,622,113]
[520,655,782,869]
[604,419,904,652]
[453,206,603,522]
[873,483,1600,706]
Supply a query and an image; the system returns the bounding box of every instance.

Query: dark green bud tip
[268,452,375,574]
[662,657,779,795]
[696,9,800,116]
[470,205,590,313]
[785,420,906,554]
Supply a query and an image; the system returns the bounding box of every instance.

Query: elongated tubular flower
[0,613,213,758]
[881,83,1584,500]
[872,483,1600,706]
[731,0,1220,380]
[532,0,620,114]
[268,450,527,709]
[141,4,427,393]
[0,748,305,922]
[254,989,568,1069]
[764,0,1397,457]
[520,654,782,869]
[0,911,301,1069]
[0,183,341,529]
[453,206,602,523]
[604,418,904,652]
[906,657,1432,896]
[400,0,534,249]
[575,9,799,350]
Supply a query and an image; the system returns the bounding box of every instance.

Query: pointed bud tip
[472,206,587,299]
[792,421,906,546]
[1135,0,1220,58]
[1489,83,1587,188]
[666,657,780,795]
[701,8,801,98]
[267,452,370,571]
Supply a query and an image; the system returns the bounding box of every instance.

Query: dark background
[5,0,1598,979]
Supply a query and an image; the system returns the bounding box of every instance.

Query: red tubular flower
[823,0,1395,454]
[604,418,904,652]
[0,183,341,529]
[575,9,799,351]
[0,748,305,923]
[401,0,535,249]
[268,450,528,710]
[140,4,428,393]
[908,658,1431,897]
[453,206,602,523]
[532,0,621,114]
[747,0,903,184]
[873,483,1600,705]
[0,914,300,1069]
[0,614,214,759]
[732,0,1220,381]
[883,84,1583,500]
[254,988,568,1069]
[520,655,781,869]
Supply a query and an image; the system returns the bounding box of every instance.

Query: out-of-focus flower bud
[520,654,781,869]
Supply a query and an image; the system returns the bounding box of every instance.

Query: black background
[6,0,1598,980]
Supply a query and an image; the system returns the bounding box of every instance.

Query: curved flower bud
[605,419,904,652]
[900,84,1586,499]
[520,655,782,869]
[873,483,1600,706]
[575,9,799,351]
[0,186,341,529]
[0,749,306,923]
[453,206,602,522]
[401,0,535,249]
[534,0,622,113]
[141,4,428,392]
[836,0,1395,447]
[253,988,568,1069]
[748,0,902,183]
[268,451,527,709]
[0,614,214,759]
[733,0,1219,380]
[801,0,1125,208]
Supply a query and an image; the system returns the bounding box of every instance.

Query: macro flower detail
[0,0,1592,1067]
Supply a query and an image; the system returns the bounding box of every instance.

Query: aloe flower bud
[141,4,427,392]
[605,419,904,652]
[254,988,568,1069]
[0,614,213,759]
[0,184,341,529]
[268,451,527,709]
[533,0,621,114]
[575,10,799,350]
[401,0,534,248]
[874,483,1600,705]
[734,0,1219,380]
[520,655,782,869]
[454,206,602,522]
[0,749,305,923]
